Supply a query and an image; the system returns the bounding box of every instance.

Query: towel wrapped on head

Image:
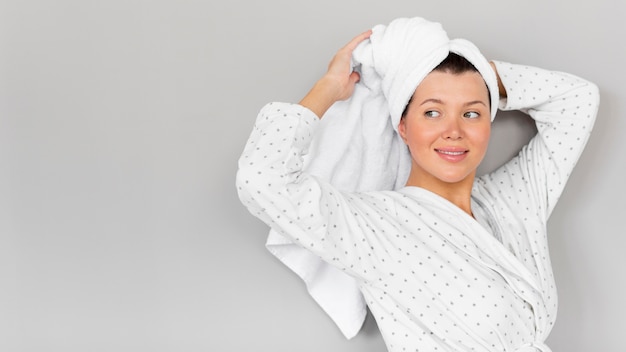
[265,16,500,339]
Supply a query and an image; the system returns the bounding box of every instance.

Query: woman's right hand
[299,30,372,118]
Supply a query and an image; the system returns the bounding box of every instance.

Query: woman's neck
[405,173,475,217]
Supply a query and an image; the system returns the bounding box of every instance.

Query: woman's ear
[398,99,412,144]
[398,118,408,144]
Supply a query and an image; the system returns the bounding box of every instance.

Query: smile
[435,149,467,155]
[435,148,469,163]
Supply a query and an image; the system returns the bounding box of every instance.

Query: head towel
[265,16,500,339]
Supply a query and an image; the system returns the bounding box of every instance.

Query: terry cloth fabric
[265,17,500,339]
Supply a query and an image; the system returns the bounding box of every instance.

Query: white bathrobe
[237,62,598,351]
[262,18,502,340]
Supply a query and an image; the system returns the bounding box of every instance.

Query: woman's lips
[435,148,468,162]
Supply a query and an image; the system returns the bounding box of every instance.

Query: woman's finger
[343,29,373,52]
[329,29,372,72]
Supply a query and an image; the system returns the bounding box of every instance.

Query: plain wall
[1,1,624,351]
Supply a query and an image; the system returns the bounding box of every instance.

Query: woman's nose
[442,116,462,140]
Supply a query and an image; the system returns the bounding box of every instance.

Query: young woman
[237,18,599,352]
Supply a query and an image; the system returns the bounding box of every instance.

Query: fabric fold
[265,16,499,339]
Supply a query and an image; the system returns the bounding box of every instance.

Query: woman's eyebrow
[464,100,488,107]
[419,98,488,107]
[418,98,444,106]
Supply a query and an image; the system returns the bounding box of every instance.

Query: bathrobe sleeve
[236,102,375,277]
[487,62,600,220]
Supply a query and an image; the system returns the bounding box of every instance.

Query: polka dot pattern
[236,62,599,352]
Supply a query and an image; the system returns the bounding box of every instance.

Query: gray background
[1,0,623,351]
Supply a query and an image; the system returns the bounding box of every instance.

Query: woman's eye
[464,111,480,119]
[425,110,441,118]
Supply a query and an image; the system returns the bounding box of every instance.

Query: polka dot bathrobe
[236,62,599,351]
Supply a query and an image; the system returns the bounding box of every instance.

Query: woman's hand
[299,30,372,118]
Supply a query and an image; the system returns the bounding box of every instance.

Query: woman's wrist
[299,77,343,119]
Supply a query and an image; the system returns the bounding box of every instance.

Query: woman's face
[398,70,491,188]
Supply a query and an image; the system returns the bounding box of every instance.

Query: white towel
[265,17,500,339]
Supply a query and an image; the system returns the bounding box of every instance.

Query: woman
[237,17,599,352]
